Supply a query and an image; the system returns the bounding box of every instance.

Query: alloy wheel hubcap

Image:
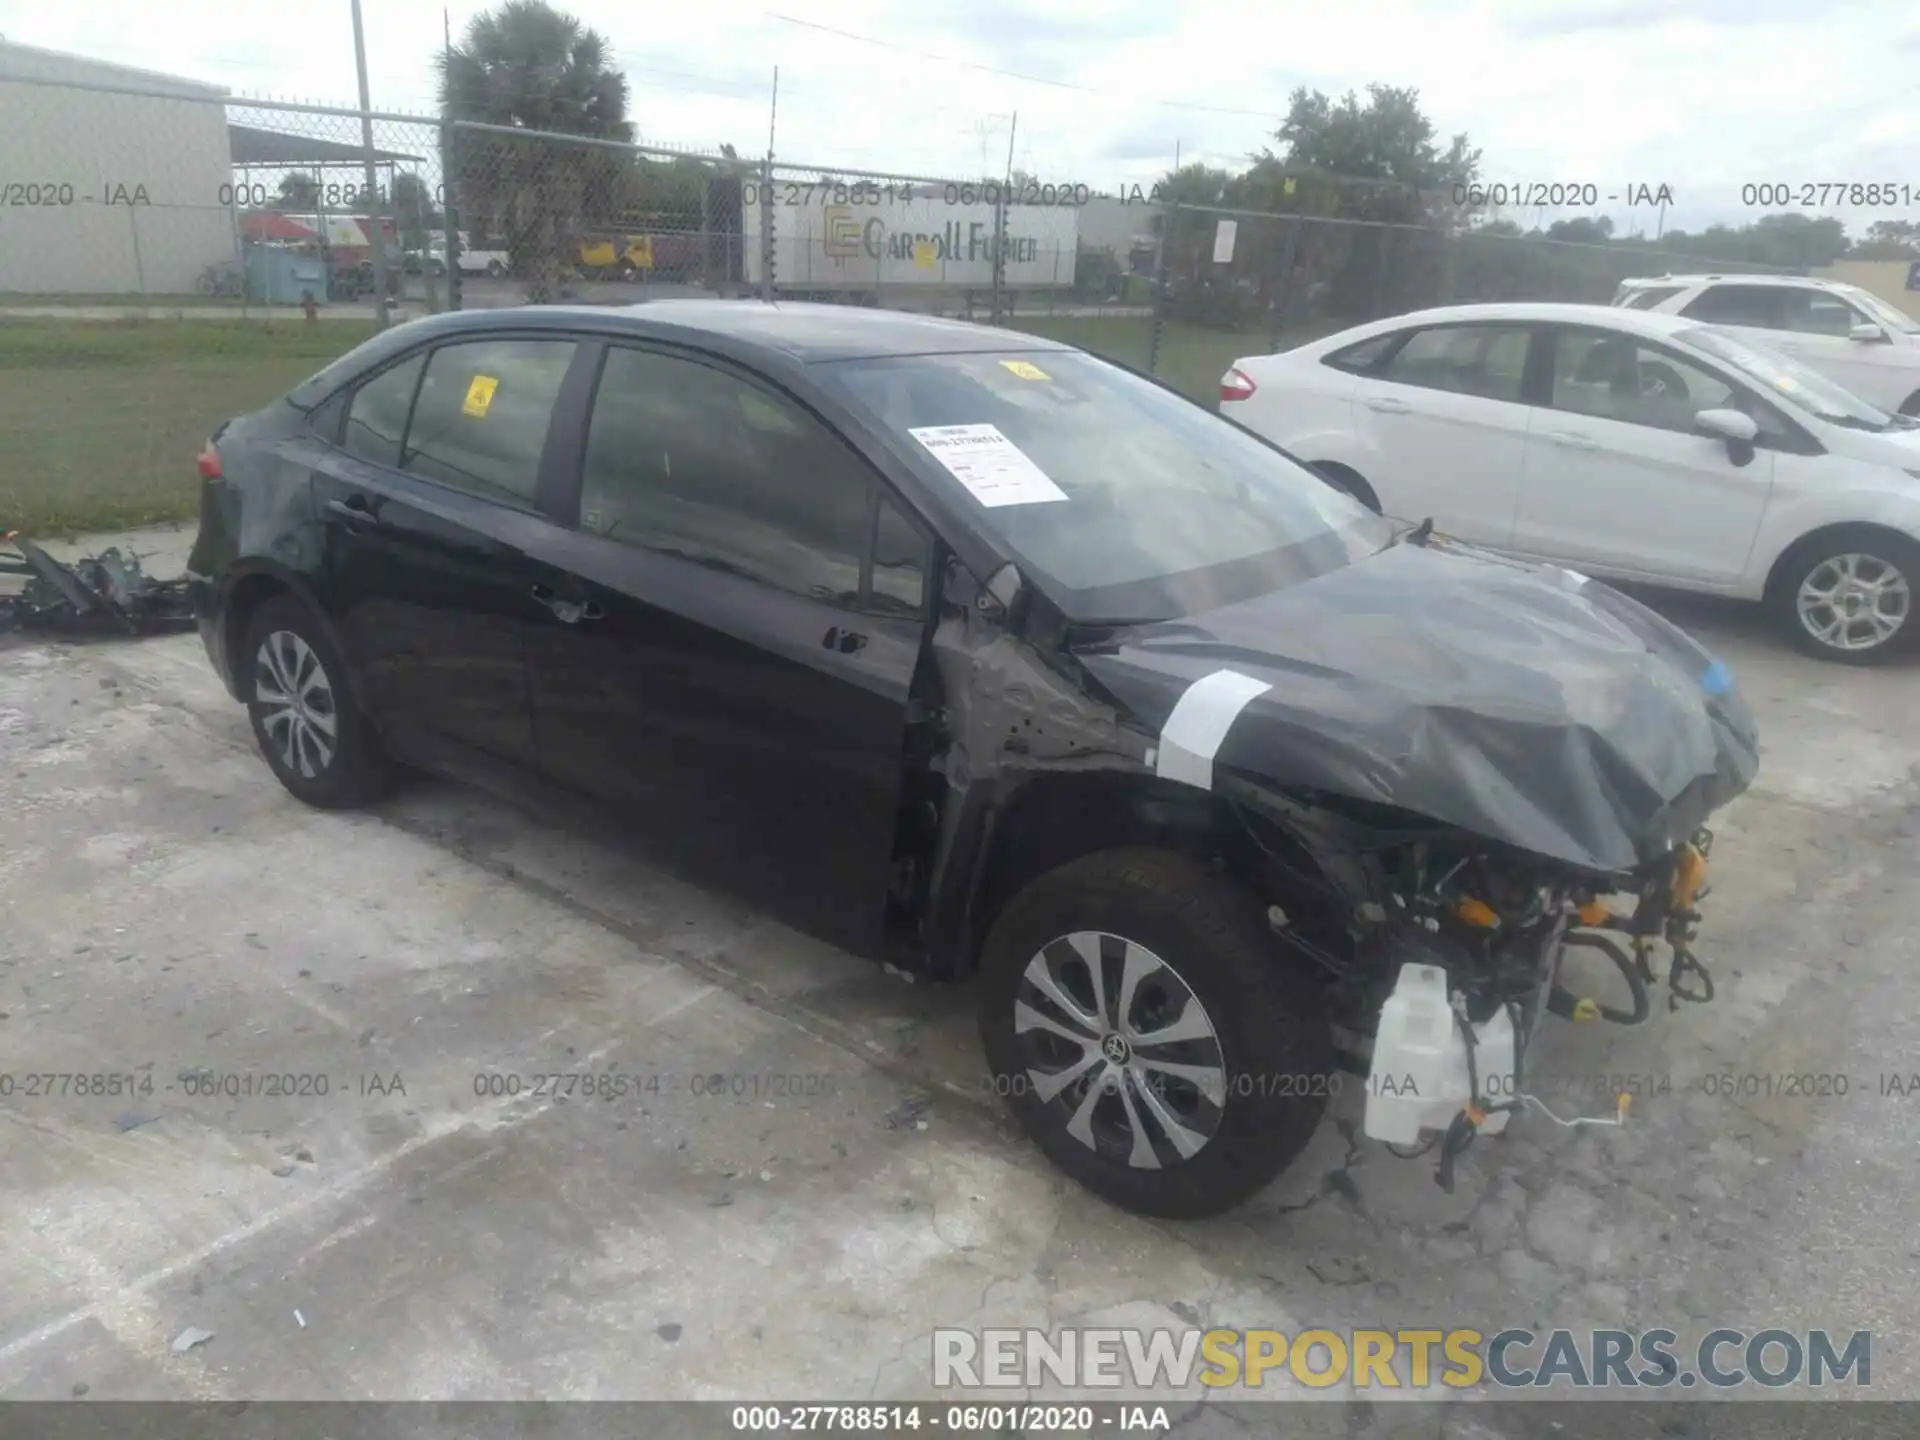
[1013,931,1226,1169]
[254,630,338,778]
[1797,553,1909,651]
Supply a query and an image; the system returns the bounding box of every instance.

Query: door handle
[821,625,867,654]
[326,495,380,529]
[1365,396,1412,414]
[529,584,604,625]
[1547,431,1599,451]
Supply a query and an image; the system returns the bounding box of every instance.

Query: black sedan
[188,301,1756,1218]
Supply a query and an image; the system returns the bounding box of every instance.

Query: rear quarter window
[1619,285,1685,310]
[1321,332,1399,373]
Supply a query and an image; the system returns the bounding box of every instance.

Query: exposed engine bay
[1223,776,1719,1190]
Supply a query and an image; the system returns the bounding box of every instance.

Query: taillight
[1220,367,1257,403]
[197,444,222,480]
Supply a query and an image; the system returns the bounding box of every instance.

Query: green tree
[438,0,633,301]
[1848,219,1920,261]
[1155,163,1238,208]
[1544,215,1614,245]
[276,171,320,211]
[390,172,440,244]
[1233,85,1481,322]
[1246,84,1480,225]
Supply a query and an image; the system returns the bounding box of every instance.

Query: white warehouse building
[0,40,238,295]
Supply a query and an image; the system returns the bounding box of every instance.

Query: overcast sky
[3,0,1917,234]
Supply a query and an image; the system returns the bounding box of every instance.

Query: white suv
[1614,274,1920,416]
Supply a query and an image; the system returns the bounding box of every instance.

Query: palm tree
[437,0,633,302]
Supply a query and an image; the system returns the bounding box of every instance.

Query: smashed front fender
[1076,541,1760,875]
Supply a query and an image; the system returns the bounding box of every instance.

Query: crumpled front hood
[1076,540,1760,874]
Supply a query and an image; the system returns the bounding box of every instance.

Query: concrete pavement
[1,547,1916,1425]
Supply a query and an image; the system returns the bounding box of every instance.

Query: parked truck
[741,183,1080,300]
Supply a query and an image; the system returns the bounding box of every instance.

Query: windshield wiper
[1393,516,1435,548]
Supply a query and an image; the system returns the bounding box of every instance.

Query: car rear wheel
[241,596,394,807]
[977,848,1332,1219]
[1771,528,1919,664]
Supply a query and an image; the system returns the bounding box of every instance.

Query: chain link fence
[0,61,1801,535]
[1141,202,1799,400]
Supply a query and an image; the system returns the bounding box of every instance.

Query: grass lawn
[0,318,374,537]
[1004,313,1350,406]
[0,309,1354,540]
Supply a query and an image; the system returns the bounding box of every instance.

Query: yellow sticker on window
[1000,360,1050,380]
[462,374,499,417]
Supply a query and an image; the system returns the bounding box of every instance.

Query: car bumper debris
[0,532,198,637]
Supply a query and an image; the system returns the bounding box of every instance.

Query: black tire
[977,848,1333,1220]
[1899,392,1920,418]
[1768,526,1920,665]
[240,595,395,807]
[486,260,505,277]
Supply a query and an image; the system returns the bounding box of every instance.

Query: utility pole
[990,111,1016,325]
[767,66,779,159]
[350,0,393,327]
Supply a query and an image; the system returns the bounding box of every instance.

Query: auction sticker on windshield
[909,423,1069,507]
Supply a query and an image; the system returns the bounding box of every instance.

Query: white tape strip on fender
[1153,669,1273,791]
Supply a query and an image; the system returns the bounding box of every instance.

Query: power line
[765,13,1283,121]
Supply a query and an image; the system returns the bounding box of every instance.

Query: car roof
[1315,300,1708,340]
[385,299,1074,363]
[1616,273,1826,289]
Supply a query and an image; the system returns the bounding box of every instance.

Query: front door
[311,335,584,765]
[1346,321,1538,542]
[528,345,933,957]
[1511,327,1776,585]
[1681,283,1915,414]
[1752,289,1915,415]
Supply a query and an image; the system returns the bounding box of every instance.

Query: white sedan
[1221,302,1920,663]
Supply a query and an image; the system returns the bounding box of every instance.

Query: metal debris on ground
[883,1096,932,1130]
[169,1327,215,1354]
[0,532,196,637]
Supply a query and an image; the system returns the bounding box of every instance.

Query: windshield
[1678,326,1904,431]
[1844,287,1920,335]
[816,349,1391,621]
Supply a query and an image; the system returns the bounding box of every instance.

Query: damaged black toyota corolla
[188,302,1759,1219]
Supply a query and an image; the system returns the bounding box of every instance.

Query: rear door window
[1377,324,1532,402]
[1679,284,1785,329]
[399,339,577,505]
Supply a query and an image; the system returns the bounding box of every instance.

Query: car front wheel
[241,595,394,807]
[1772,528,1918,664]
[977,848,1333,1219]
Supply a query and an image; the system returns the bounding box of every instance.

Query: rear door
[1345,321,1541,542]
[311,335,587,765]
[1511,326,1778,584]
[526,344,934,957]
